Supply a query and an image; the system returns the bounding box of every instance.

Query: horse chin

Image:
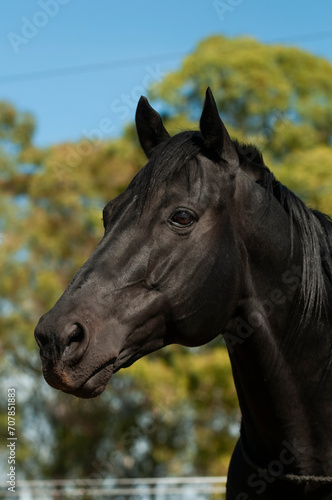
[45,362,115,399]
[66,382,107,399]
[71,363,115,399]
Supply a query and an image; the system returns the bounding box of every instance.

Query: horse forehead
[139,153,223,209]
[105,154,222,217]
[191,154,225,200]
[169,154,221,192]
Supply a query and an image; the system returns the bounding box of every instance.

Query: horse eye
[170,210,195,227]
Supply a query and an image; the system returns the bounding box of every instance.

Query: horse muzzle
[34,310,118,398]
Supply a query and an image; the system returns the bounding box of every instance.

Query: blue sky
[1,0,332,147]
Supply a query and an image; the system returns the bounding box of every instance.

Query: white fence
[0,477,227,499]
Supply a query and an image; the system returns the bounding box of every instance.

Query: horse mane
[135,131,332,329]
[235,141,332,329]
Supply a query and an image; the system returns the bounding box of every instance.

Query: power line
[269,29,332,44]
[0,51,184,85]
[1,30,332,86]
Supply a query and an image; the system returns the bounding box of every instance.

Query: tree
[0,101,41,471]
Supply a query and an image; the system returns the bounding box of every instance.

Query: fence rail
[0,476,227,499]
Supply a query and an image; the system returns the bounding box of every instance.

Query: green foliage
[1,34,332,481]
[150,35,332,214]
[150,35,332,140]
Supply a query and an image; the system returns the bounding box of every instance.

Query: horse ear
[135,96,170,158]
[200,88,239,168]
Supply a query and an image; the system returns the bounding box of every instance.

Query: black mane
[246,144,332,329]
[134,131,204,204]
[135,130,332,330]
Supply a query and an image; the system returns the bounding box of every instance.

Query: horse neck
[227,183,332,474]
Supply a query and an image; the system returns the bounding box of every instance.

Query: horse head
[34,89,289,399]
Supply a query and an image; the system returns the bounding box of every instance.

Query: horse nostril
[67,323,85,346]
[62,323,87,365]
[34,319,88,366]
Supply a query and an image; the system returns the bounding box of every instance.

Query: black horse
[35,89,332,499]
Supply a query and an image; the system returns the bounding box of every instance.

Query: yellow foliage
[277,146,332,215]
